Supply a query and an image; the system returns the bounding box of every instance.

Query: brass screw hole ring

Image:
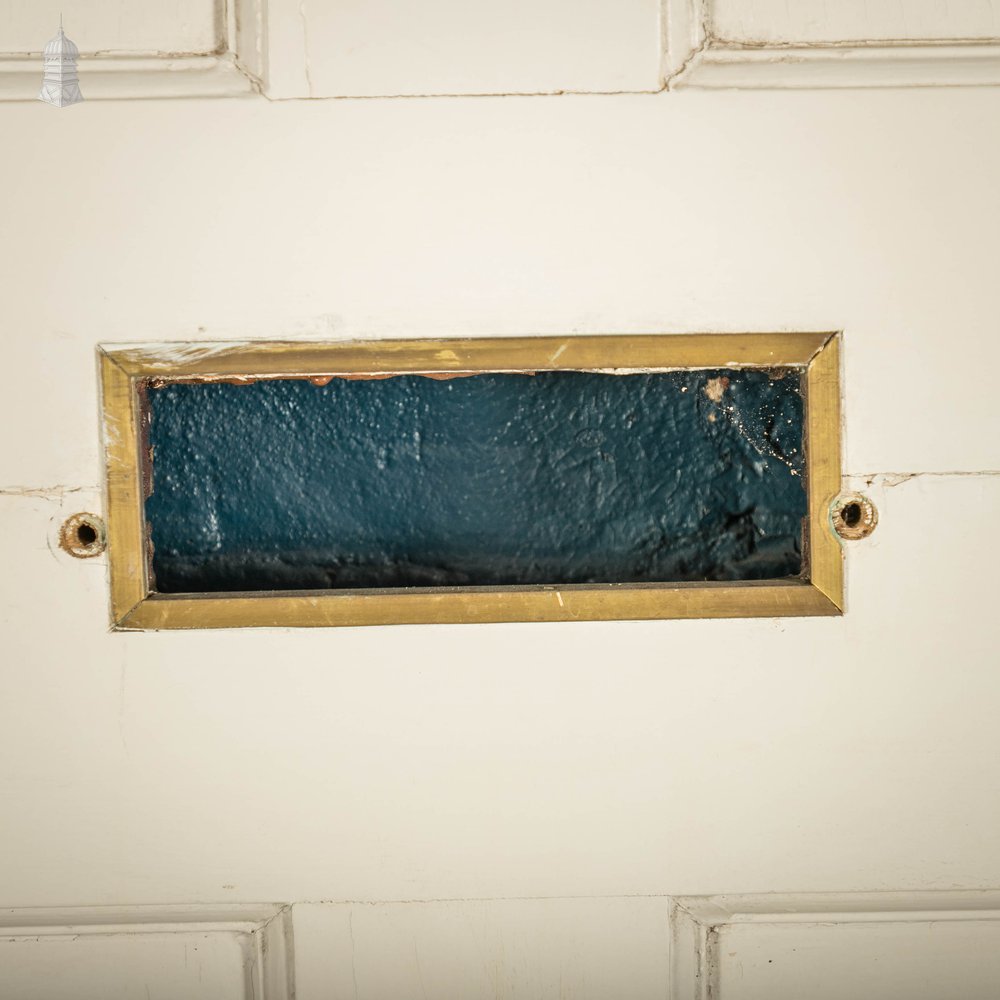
[831,493,877,541]
[60,512,107,558]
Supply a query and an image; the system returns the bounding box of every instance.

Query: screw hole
[76,522,98,546]
[841,502,862,528]
[831,493,877,540]
[59,513,106,558]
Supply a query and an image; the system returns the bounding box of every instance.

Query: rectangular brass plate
[100,333,843,629]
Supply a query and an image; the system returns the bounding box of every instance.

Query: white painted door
[2,1,999,997]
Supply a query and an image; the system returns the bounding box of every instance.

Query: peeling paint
[147,370,529,389]
[704,376,730,403]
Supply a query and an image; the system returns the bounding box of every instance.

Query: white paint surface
[2,94,1000,484]
[1,15,1000,999]
[716,920,1000,1000]
[293,898,670,999]
[263,0,661,98]
[0,932,247,1000]
[7,471,997,906]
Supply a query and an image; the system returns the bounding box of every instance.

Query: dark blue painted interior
[145,370,806,593]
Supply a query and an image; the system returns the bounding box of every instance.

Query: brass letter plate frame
[100,333,843,629]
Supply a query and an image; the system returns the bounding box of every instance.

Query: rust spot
[149,375,260,388]
[330,371,487,382]
[60,512,106,558]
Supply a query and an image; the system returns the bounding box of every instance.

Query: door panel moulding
[668,0,1000,89]
[0,0,261,101]
[0,54,257,101]
[256,0,666,99]
[0,904,293,1000]
[670,891,1000,1000]
[4,894,997,999]
[99,332,844,630]
[674,40,1000,89]
[3,0,997,100]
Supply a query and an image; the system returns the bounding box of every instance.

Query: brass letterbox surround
[100,332,843,629]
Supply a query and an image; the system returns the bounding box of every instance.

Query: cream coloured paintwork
[1,6,1000,996]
